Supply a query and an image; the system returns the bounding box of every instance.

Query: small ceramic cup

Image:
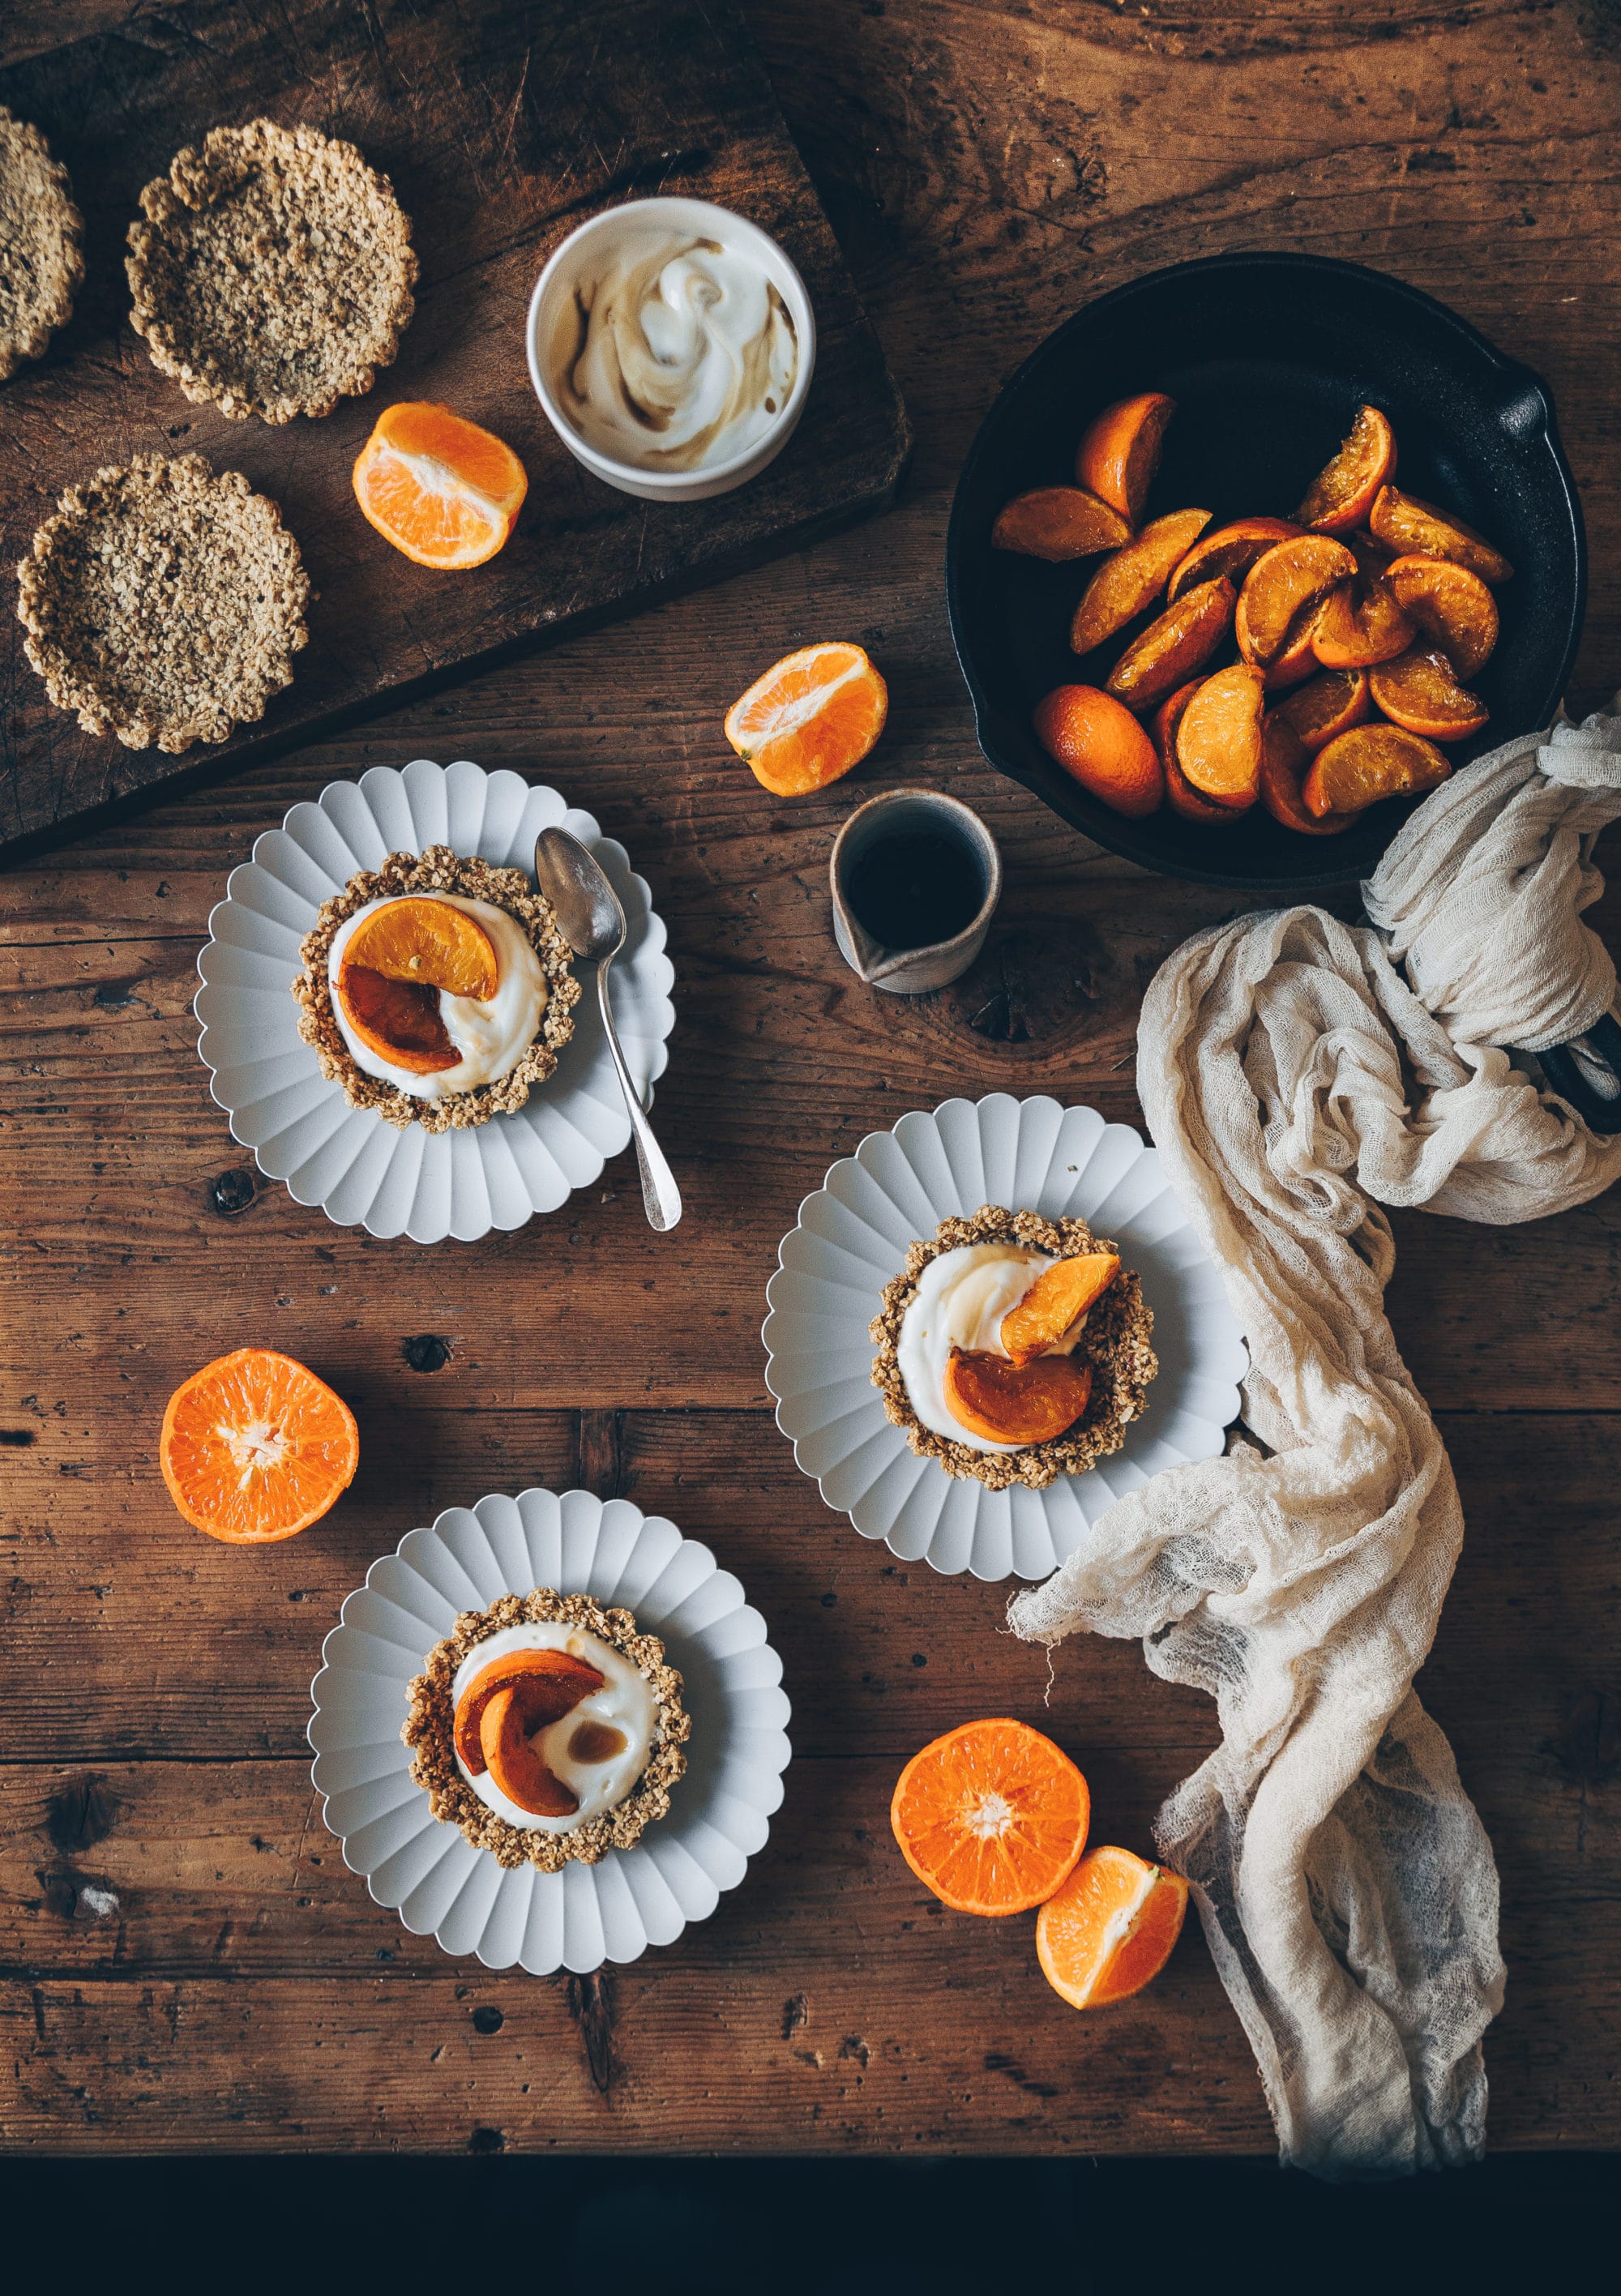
[526,195,817,503]
[829,788,1002,995]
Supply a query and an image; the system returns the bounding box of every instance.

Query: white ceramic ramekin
[526,195,817,503]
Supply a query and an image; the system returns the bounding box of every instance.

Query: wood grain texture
[2,0,1619,2153]
[0,0,908,856]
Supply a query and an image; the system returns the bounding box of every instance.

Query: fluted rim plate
[308,1488,792,1974]
[763,1092,1248,1582]
[195,757,676,1242]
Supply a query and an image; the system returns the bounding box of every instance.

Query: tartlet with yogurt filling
[869,1205,1157,1492]
[291,844,580,1133]
[403,1587,690,1872]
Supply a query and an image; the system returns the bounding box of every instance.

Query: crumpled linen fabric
[1008,709,1621,2179]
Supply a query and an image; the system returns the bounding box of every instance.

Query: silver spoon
[534,827,682,1233]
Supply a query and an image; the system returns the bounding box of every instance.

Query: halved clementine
[1036,1845,1189,2007]
[1000,1254,1120,1366]
[1368,648,1489,741]
[453,1647,605,1776]
[1166,516,1302,603]
[1175,662,1265,809]
[1277,666,1371,755]
[891,1719,1090,1916]
[1033,684,1163,819]
[1106,575,1234,711]
[943,1347,1093,1445]
[353,401,528,569]
[480,1681,578,1818]
[1075,393,1175,528]
[1295,404,1396,534]
[1383,555,1499,678]
[343,896,498,1000]
[1368,484,1513,584]
[160,1348,358,1543]
[992,486,1131,560]
[725,641,888,797]
[1302,722,1450,817]
[1151,682,1237,826]
[1259,712,1354,836]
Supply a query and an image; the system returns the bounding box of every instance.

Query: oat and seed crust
[16,452,310,752]
[403,1587,691,1873]
[0,109,84,382]
[292,846,581,1133]
[126,117,417,423]
[869,1205,1157,1490]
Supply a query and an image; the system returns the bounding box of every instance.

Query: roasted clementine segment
[1302,722,1450,817]
[992,485,1131,560]
[453,1648,605,1776]
[480,1682,579,1818]
[1106,575,1234,711]
[1236,535,1357,666]
[944,1349,1093,1445]
[1384,555,1499,678]
[891,1719,1090,1916]
[1368,648,1489,742]
[160,1348,358,1543]
[1151,682,1238,825]
[344,896,498,1000]
[1295,404,1396,533]
[1176,662,1265,808]
[336,965,459,1073]
[1310,572,1414,669]
[725,642,888,796]
[1075,392,1174,528]
[1000,1254,1120,1366]
[1033,684,1162,819]
[1259,713,1354,836]
[1258,606,1324,692]
[353,401,528,569]
[1277,666,1371,755]
[1369,485,1513,584]
[1069,509,1212,655]
[1036,1845,1189,2008]
[1166,516,1302,602]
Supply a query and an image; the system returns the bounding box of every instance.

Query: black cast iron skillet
[947,252,1586,894]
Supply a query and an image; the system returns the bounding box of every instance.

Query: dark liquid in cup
[845,831,984,951]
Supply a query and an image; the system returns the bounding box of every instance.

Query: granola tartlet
[292,845,580,1133]
[870,1205,1157,1491]
[0,108,84,381]
[403,1587,691,1873]
[126,117,417,423]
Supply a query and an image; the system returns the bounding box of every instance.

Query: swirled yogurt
[550,227,798,472]
[327,891,548,1102]
[451,1622,657,1835]
[896,1243,1087,1455]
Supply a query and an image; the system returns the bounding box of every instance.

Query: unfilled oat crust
[403,1588,691,1873]
[16,452,310,752]
[0,108,84,382]
[127,117,417,423]
[869,1205,1157,1490]
[293,847,580,1132]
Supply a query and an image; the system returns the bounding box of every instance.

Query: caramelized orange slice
[1167,516,1302,603]
[1069,509,1212,655]
[1368,485,1513,584]
[1302,722,1450,817]
[1151,682,1238,826]
[1001,1254,1120,1366]
[1277,667,1371,755]
[1259,605,1324,691]
[336,964,459,1074]
[725,641,888,796]
[1368,648,1489,742]
[1075,393,1175,528]
[891,1719,1090,1916]
[453,1647,606,1776]
[353,402,528,570]
[1236,535,1357,666]
[480,1682,579,1818]
[943,1349,1093,1446]
[1105,575,1234,712]
[1384,555,1499,678]
[1033,684,1163,819]
[1295,404,1396,534]
[1175,663,1265,809]
[160,1349,358,1543]
[1259,712,1354,836]
[991,486,1131,560]
[345,897,498,1000]
[1037,1845,1189,2007]
[1311,575,1414,669]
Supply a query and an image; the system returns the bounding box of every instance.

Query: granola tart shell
[0,108,84,381]
[402,1587,691,1872]
[869,1205,1157,1490]
[292,845,581,1133]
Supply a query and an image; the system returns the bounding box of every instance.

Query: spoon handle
[597,956,682,1231]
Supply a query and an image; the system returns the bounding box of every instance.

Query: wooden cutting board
[0,0,909,860]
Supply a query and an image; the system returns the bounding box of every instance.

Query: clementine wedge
[1036,1845,1190,2007]
[1167,516,1302,602]
[725,642,888,796]
[891,1719,1090,1916]
[1151,682,1237,826]
[1105,575,1235,711]
[1069,508,1212,656]
[1302,722,1450,817]
[480,1682,578,1818]
[353,401,528,569]
[1368,648,1489,742]
[1277,666,1371,755]
[992,486,1131,560]
[1000,1253,1120,1366]
[1310,574,1414,669]
[1295,404,1396,534]
[1075,393,1175,528]
[1368,485,1513,584]
[1383,555,1499,678]
[343,896,498,999]
[1259,712,1355,836]
[1174,662,1265,809]
[160,1348,358,1543]
[943,1348,1093,1446]
[453,1647,605,1775]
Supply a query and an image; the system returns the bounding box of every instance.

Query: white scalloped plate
[308,1488,792,1974]
[763,1093,1248,1583]
[195,758,676,1242]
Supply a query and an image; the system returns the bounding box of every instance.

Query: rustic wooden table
[3,0,1618,2155]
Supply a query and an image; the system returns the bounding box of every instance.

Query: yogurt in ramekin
[528,195,816,502]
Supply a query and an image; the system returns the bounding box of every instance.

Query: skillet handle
[1532,1011,1621,1135]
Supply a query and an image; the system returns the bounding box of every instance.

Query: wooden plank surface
[0,0,908,856]
[2,0,1620,2153]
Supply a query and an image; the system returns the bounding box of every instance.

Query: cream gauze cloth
[1008,708,1621,2179]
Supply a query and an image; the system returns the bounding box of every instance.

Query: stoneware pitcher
[829,788,1002,994]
